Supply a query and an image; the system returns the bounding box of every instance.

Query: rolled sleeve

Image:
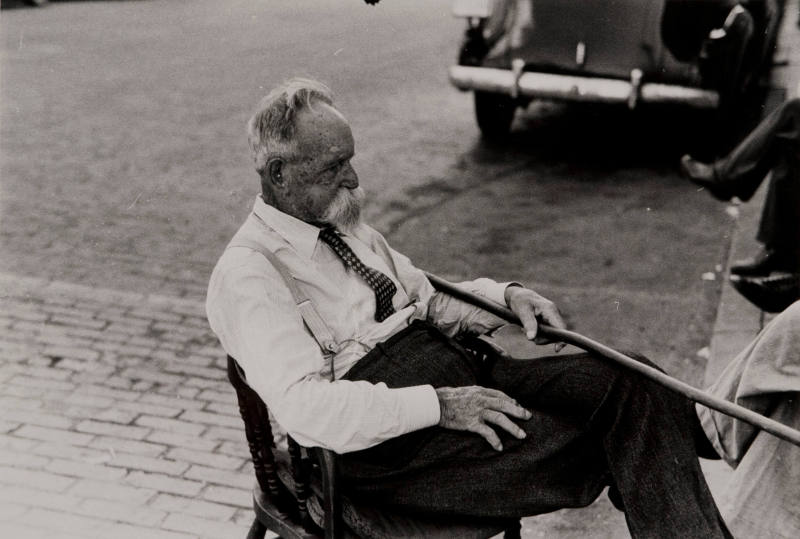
[426,278,519,336]
[399,384,441,430]
[477,279,521,306]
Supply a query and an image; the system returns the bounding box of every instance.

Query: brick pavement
[0,271,280,538]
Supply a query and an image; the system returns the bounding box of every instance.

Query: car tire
[474,91,516,139]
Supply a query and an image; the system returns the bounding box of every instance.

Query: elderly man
[206,78,731,538]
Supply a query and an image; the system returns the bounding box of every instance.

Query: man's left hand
[504,286,567,351]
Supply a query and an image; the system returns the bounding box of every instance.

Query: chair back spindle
[227,357,299,519]
[228,356,324,535]
[288,438,316,532]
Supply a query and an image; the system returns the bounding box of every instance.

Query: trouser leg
[755,153,800,267]
[339,323,731,538]
[715,98,800,200]
[486,352,730,539]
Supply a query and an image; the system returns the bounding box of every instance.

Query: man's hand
[505,286,567,350]
[436,386,531,451]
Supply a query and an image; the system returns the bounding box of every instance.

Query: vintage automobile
[450,0,785,139]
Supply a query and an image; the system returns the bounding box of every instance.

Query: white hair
[321,186,365,231]
[246,77,334,174]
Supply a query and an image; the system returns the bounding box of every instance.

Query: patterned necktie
[318,227,397,322]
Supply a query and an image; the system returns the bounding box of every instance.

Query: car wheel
[474,91,516,139]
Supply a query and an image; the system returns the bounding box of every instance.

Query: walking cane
[425,272,800,448]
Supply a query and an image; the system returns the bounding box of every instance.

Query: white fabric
[698,301,800,538]
[206,196,513,453]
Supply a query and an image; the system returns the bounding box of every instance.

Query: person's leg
[755,149,800,271]
[339,323,731,538]
[485,351,730,538]
[714,98,800,200]
[681,98,800,201]
[727,140,800,288]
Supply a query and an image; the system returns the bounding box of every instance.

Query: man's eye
[329,160,347,172]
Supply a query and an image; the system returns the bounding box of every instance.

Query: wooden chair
[227,345,523,539]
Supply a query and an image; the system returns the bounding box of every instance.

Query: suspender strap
[227,238,339,358]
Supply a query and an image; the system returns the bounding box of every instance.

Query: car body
[449,0,785,138]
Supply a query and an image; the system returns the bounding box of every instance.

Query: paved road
[1,0,728,362]
[1,0,745,537]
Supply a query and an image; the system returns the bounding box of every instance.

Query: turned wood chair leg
[246,517,267,539]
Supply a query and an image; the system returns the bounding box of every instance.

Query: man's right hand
[435,386,531,451]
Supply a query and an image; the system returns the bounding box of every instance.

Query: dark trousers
[714,98,800,265]
[339,321,730,539]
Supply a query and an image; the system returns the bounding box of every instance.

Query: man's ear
[267,159,285,187]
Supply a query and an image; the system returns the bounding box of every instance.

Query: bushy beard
[321,186,365,232]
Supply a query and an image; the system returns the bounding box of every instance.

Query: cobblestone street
[0,272,262,537]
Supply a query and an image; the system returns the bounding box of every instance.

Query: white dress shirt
[206,196,512,453]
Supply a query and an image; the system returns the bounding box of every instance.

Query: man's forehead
[295,105,354,155]
[295,103,348,132]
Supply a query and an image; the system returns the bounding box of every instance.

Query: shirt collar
[251,195,322,260]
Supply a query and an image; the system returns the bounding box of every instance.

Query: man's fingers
[484,394,531,420]
[437,386,532,451]
[507,287,567,343]
[533,303,567,347]
[539,303,567,331]
[482,410,527,440]
[473,423,503,451]
[516,305,539,340]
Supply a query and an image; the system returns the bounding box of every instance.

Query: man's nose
[341,163,359,189]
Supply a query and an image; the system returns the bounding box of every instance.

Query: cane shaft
[425,272,800,448]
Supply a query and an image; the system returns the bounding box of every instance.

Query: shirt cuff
[488,281,522,307]
[398,384,441,431]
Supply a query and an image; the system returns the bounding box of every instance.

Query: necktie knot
[319,228,397,322]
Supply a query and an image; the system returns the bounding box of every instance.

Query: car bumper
[449,65,719,109]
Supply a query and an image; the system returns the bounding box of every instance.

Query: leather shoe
[680,155,736,201]
[729,272,800,313]
[730,248,796,277]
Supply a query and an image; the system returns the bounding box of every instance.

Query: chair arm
[314,448,342,539]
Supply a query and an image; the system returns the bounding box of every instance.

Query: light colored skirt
[698,301,800,538]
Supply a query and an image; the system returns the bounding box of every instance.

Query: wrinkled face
[275,103,362,228]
